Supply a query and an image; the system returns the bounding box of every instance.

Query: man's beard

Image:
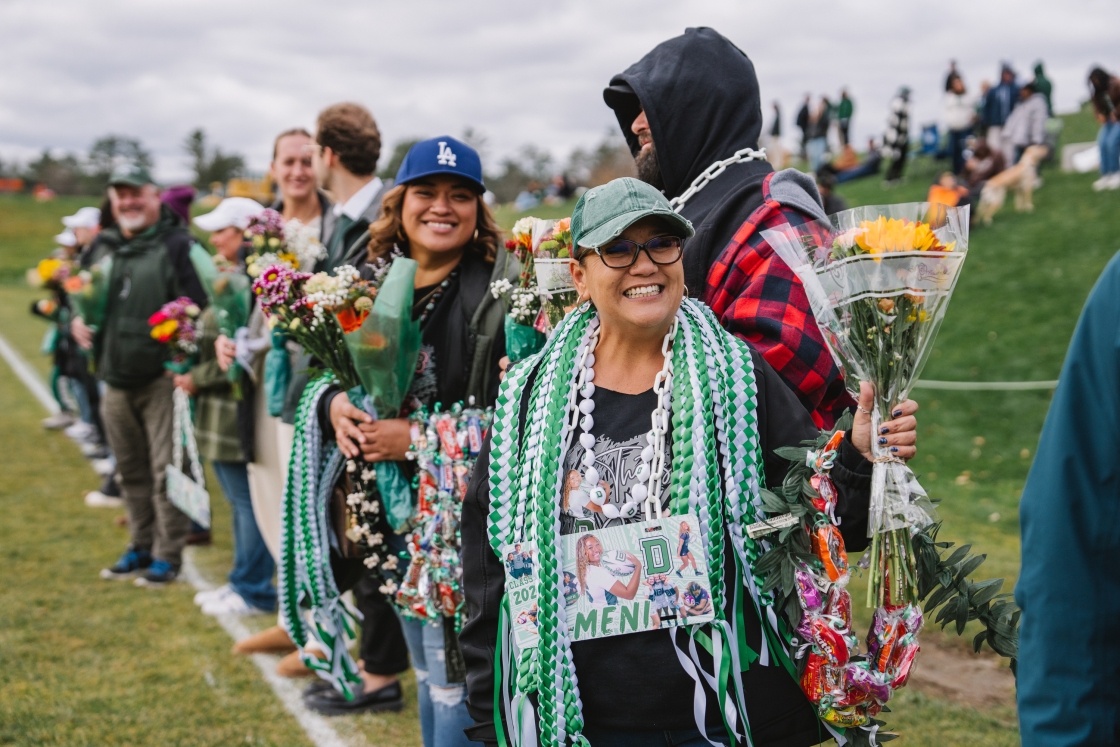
[635,143,665,191]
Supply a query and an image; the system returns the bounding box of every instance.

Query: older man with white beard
[72,163,209,587]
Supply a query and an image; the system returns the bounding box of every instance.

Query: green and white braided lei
[487,298,848,746]
[278,373,363,699]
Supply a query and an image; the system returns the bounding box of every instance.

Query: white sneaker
[202,590,270,617]
[84,490,124,508]
[1093,175,1114,191]
[80,441,109,458]
[194,583,233,607]
[1105,173,1120,190]
[91,458,115,477]
[65,421,98,442]
[42,412,75,430]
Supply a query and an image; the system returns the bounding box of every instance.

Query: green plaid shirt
[190,307,244,463]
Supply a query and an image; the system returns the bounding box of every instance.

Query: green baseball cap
[108,162,155,188]
[570,177,694,254]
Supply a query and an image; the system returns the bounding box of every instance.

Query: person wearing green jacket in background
[180,197,278,616]
[71,163,210,587]
[837,88,854,146]
[1031,62,1053,116]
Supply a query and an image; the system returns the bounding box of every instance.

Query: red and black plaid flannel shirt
[704,172,855,429]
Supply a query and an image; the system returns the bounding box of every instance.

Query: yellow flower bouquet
[764,202,969,607]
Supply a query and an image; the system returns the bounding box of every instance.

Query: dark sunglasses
[579,235,684,269]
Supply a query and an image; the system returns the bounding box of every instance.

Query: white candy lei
[565,316,678,521]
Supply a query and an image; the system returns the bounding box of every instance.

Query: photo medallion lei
[487,297,883,747]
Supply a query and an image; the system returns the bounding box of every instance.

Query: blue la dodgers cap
[395,136,485,192]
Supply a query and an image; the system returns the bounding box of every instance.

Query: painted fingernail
[890,446,899,453]
[878,437,888,445]
[880,426,890,435]
[893,409,903,417]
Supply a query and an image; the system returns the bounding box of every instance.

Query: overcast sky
[1,0,1116,182]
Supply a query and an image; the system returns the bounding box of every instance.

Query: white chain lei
[669,147,767,212]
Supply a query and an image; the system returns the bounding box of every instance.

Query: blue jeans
[212,461,276,611]
[806,137,828,173]
[397,615,473,747]
[580,725,730,746]
[1098,121,1120,175]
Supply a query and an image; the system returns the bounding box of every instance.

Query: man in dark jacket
[72,163,209,586]
[602,27,853,428]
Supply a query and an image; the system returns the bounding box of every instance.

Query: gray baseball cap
[570,177,694,253]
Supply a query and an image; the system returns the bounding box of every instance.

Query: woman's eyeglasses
[580,235,684,269]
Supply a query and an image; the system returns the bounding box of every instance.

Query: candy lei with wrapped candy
[393,403,491,625]
[485,298,861,747]
[775,426,923,735]
[278,374,364,699]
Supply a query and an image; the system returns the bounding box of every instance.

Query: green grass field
[0,105,1115,745]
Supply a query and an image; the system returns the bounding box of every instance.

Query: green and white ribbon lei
[278,373,363,699]
[487,298,851,747]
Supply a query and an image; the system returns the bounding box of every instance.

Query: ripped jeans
[397,615,473,747]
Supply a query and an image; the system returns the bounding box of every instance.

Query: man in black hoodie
[603,27,853,429]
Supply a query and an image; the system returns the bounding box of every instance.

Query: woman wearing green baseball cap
[459,178,921,746]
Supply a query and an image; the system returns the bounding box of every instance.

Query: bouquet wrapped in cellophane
[148,296,202,374]
[66,256,113,330]
[244,209,326,277]
[243,209,326,415]
[763,203,969,608]
[489,216,578,361]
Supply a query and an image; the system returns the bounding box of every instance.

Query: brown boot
[232,625,298,656]
[276,649,324,678]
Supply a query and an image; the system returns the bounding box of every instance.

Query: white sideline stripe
[179,557,353,747]
[0,332,60,413]
[914,378,1059,391]
[0,331,352,747]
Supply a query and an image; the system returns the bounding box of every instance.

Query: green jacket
[837,96,854,120]
[95,206,209,389]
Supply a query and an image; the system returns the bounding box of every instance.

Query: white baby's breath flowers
[284,218,327,270]
[489,278,513,299]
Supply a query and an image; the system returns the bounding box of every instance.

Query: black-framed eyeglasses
[580,235,684,269]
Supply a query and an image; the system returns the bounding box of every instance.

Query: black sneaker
[303,680,403,716]
[100,546,152,579]
[100,473,121,498]
[134,559,178,587]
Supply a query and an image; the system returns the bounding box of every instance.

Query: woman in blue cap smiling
[310,136,518,745]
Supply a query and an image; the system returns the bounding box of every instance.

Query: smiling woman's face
[401,176,478,256]
[570,216,685,336]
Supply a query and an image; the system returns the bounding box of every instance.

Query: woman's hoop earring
[683,284,690,297]
[473,228,479,241]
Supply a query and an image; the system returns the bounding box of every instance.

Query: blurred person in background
[160,185,196,225]
[943,73,977,174]
[1003,82,1049,165]
[834,137,884,183]
[961,138,1006,206]
[882,86,912,184]
[1032,61,1053,116]
[313,103,393,272]
[71,164,209,587]
[229,127,337,662]
[815,169,847,214]
[603,27,854,428]
[184,197,278,617]
[1016,250,1120,747]
[1089,66,1120,191]
[795,93,810,161]
[836,88,854,146]
[983,64,1021,164]
[805,95,832,173]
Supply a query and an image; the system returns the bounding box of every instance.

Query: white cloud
[1,0,1116,182]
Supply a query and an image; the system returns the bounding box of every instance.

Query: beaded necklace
[566,316,677,521]
[414,265,458,326]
